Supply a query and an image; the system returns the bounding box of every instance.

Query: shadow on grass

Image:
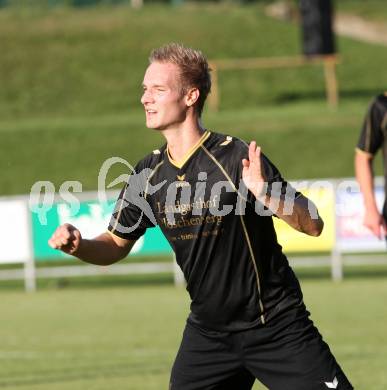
[50,273,175,290]
[0,273,175,292]
[295,264,387,281]
[275,87,380,103]
[0,360,168,388]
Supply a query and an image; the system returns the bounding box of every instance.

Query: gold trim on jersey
[106,229,136,244]
[201,145,265,324]
[167,130,211,169]
[107,229,119,238]
[220,136,233,146]
[355,147,373,158]
[200,145,247,202]
[239,214,265,324]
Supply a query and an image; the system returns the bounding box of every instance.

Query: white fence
[0,178,385,291]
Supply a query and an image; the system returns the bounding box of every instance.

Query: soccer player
[49,43,353,389]
[355,92,387,240]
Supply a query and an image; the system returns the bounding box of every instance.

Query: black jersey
[108,131,303,331]
[357,93,387,218]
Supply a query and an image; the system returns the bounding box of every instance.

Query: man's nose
[141,90,154,105]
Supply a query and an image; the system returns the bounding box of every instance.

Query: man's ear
[185,87,200,108]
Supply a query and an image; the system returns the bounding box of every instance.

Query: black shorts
[170,307,353,390]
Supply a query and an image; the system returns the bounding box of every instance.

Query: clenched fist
[48,223,82,255]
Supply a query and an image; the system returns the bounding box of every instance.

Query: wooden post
[173,254,185,287]
[24,204,36,292]
[331,248,343,282]
[323,55,339,109]
[207,55,339,111]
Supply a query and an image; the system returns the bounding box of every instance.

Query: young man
[355,92,387,240]
[49,43,353,390]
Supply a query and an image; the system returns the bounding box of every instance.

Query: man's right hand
[364,207,386,239]
[48,223,82,255]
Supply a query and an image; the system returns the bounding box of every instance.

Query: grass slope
[336,0,387,21]
[0,101,383,195]
[1,3,387,195]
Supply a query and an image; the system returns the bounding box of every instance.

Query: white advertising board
[336,186,386,252]
[0,199,31,264]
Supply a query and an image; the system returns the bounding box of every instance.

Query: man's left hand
[242,141,266,199]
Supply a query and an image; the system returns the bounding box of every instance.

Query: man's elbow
[309,228,322,237]
[308,218,324,237]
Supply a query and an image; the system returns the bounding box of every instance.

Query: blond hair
[149,43,211,116]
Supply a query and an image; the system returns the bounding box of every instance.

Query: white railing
[0,177,385,291]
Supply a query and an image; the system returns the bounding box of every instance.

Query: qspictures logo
[29,156,364,234]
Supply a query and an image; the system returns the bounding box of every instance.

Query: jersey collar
[166,130,211,169]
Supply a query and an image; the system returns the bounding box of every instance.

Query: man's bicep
[355,147,374,161]
[106,230,137,252]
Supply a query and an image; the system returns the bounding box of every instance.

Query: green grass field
[0,273,387,389]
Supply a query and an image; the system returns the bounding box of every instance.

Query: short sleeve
[108,162,157,241]
[357,96,386,155]
[258,154,300,204]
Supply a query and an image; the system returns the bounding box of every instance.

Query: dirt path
[266,2,387,47]
[335,13,387,46]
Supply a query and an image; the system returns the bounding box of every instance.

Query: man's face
[141,62,188,130]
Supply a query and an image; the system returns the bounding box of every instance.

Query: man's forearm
[279,195,323,236]
[355,151,378,211]
[74,233,132,266]
[258,193,324,237]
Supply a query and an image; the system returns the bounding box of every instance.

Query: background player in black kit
[49,43,353,389]
[355,92,387,241]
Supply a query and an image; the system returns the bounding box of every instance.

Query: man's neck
[163,120,206,163]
